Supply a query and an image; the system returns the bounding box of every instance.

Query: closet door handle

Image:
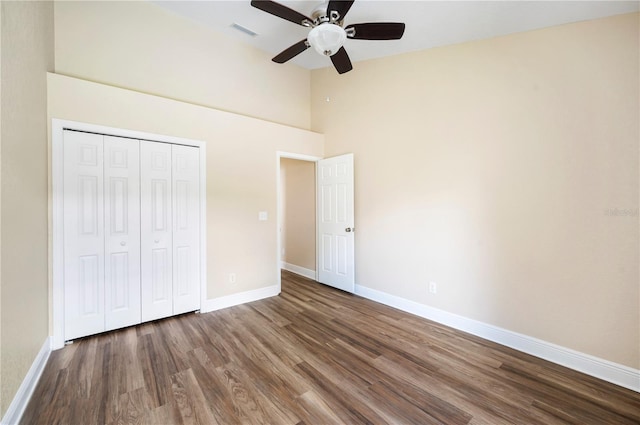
[120,241,126,246]
[154,239,160,244]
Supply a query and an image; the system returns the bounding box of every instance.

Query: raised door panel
[63,130,105,340]
[104,136,141,331]
[172,145,200,314]
[140,141,173,322]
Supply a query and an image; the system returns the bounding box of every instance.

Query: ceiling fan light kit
[307,24,347,56]
[250,0,406,74]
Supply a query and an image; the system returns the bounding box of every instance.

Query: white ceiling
[152,1,639,70]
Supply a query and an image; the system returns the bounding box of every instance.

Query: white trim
[52,120,65,350]
[51,119,207,350]
[281,262,316,280]
[1,337,52,425]
[201,284,280,313]
[275,151,321,293]
[355,284,640,393]
[277,152,323,163]
[198,132,208,314]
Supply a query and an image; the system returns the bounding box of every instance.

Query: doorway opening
[277,153,319,289]
[277,152,355,293]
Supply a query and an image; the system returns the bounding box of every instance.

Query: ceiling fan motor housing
[311,3,338,22]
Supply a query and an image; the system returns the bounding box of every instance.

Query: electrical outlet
[429,281,437,294]
[228,273,236,284]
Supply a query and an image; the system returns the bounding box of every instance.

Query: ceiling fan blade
[330,47,353,74]
[346,22,406,40]
[327,0,355,21]
[272,39,310,63]
[250,0,311,26]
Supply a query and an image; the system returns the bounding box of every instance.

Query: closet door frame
[52,119,207,350]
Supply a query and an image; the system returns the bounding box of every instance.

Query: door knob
[120,241,126,246]
[154,239,160,243]
[345,227,352,232]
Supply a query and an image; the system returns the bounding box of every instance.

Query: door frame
[276,151,322,292]
[51,119,207,349]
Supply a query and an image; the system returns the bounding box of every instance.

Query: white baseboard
[281,262,316,280]
[1,337,52,425]
[201,284,280,313]
[355,284,640,393]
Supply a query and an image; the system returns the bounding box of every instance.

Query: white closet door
[140,141,173,321]
[172,145,200,314]
[104,136,141,331]
[63,131,105,340]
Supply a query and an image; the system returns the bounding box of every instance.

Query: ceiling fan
[250,0,406,74]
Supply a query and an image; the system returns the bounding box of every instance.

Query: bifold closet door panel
[172,145,201,315]
[63,131,106,340]
[104,136,142,331]
[63,132,202,339]
[140,141,174,322]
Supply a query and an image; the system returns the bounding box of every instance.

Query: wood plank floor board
[294,360,390,424]
[137,333,174,409]
[33,369,72,425]
[207,325,305,423]
[221,316,310,399]
[170,368,220,425]
[246,300,294,328]
[239,317,306,369]
[295,390,345,424]
[106,386,155,425]
[21,270,640,424]
[218,362,286,425]
[496,363,639,425]
[187,351,244,424]
[319,337,470,425]
[371,380,473,425]
[416,344,539,409]
[192,324,233,369]
[370,355,516,425]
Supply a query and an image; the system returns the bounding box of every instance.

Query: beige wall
[1,3,636,417]
[311,13,639,369]
[54,1,310,130]
[50,0,321,336]
[0,1,54,416]
[48,74,323,303]
[281,158,316,271]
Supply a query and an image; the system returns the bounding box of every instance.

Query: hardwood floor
[22,270,640,424]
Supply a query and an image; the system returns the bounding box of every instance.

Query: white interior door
[63,131,105,340]
[104,136,141,331]
[317,153,355,292]
[140,141,173,321]
[172,145,201,314]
